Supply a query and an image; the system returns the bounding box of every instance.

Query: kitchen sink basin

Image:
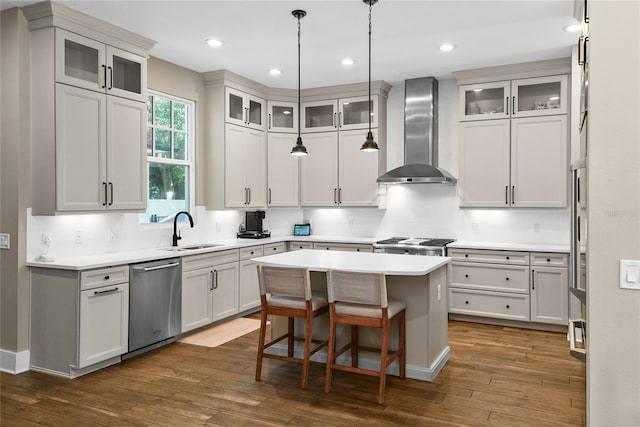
[164,243,224,252]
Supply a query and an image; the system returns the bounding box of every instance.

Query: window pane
[147,95,153,125]
[154,97,171,127]
[174,132,187,160]
[173,103,186,131]
[154,129,171,158]
[144,163,189,223]
[146,127,153,156]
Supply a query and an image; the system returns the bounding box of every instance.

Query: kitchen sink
[164,243,224,252]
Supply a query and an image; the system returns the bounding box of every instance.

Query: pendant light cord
[297,15,301,140]
[368,0,372,133]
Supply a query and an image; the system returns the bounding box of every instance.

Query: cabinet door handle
[108,182,114,206]
[333,112,337,128]
[505,186,509,205]
[101,65,107,89]
[102,182,108,206]
[511,186,515,205]
[107,66,113,90]
[246,107,250,124]
[94,287,119,295]
[338,188,342,204]
[248,188,251,205]
[578,36,585,66]
[209,270,214,291]
[213,270,218,289]
[505,97,509,115]
[268,113,272,129]
[577,216,581,242]
[339,111,343,128]
[583,37,589,68]
[334,188,338,204]
[532,269,535,290]
[268,188,272,205]
[512,96,516,116]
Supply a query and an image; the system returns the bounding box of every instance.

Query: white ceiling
[2,0,578,88]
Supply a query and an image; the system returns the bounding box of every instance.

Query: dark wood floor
[1,320,585,426]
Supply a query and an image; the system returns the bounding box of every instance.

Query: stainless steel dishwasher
[124,258,181,359]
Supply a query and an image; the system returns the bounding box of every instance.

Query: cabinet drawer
[530,252,569,267]
[451,262,529,294]
[288,241,314,251]
[449,248,529,265]
[182,249,240,271]
[262,242,287,255]
[449,288,529,321]
[240,245,264,261]
[313,242,373,252]
[80,266,129,291]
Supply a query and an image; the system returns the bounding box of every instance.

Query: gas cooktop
[374,237,456,247]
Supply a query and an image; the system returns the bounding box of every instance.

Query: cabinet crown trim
[453,58,571,85]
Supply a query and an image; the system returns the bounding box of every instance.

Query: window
[141,92,194,223]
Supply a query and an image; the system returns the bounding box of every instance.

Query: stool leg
[255,305,267,382]
[301,304,313,389]
[324,304,336,393]
[287,317,294,358]
[378,315,390,404]
[351,325,359,368]
[399,310,406,379]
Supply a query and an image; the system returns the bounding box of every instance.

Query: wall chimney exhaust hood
[377,77,457,184]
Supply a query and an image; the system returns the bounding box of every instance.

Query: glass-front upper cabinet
[225,87,265,131]
[339,95,378,131]
[267,100,297,133]
[459,81,511,121]
[511,75,568,117]
[301,99,338,133]
[55,28,146,102]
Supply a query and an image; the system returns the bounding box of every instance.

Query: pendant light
[291,9,308,156]
[361,0,379,152]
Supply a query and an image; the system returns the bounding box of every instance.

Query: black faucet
[172,211,194,247]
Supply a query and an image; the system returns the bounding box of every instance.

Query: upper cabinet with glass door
[225,87,266,131]
[460,75,567,121]
[267,100,297,133]
[301,95,378,133]
[55,29,146,103]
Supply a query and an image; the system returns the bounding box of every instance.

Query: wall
[587,1,640,424]
[0,7,31,372]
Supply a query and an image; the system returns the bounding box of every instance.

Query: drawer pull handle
[547,258,551,262]
[505,277,510,281]
[464,274,469,278]
[506,256,510,260]
[104,275,110,280]
[506,305,510,309]
[250,251,254,255]
[465,301,469,304]
[94,287,118,295]
[465,254,469,258]
[357,249,360,252]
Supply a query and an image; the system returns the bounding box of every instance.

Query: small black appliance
[238,211,271,239]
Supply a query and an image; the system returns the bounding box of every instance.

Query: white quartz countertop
[26,235,379,271]
[252,249,450,276]
[448,241,570,253]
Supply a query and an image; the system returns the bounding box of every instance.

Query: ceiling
[2,0,578,88]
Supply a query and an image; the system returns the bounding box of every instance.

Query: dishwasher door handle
[134,262,181,272]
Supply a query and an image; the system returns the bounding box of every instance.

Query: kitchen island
[251,249,451,381]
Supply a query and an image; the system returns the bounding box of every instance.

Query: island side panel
[428,265,449,366]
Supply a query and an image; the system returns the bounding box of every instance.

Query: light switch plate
[620,260,640,290]
[0,233,9,250]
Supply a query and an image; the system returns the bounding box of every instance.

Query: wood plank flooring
[1,320,585,426]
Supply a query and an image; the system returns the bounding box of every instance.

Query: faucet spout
[172,211,194,247]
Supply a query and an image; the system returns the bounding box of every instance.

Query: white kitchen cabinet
[55,28,147,102]
[288,241,314,251]
[267,100,297,133]
[530,263,569,325]
[300,129,380,207]
[238,246,263,312]
[449,287,530,321]
[301,95,378,133]
[312,242,373,252]
[30,265,130,377]
[79,283,129,368]
[458,113,567,208]
[267,133,299,207]
[226,87,265,131]
[181,250,240,333]
[459,75,567,121]
[225,124,267,208]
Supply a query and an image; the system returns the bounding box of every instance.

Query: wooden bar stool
[324,269,406,404]
[255,264,329,389]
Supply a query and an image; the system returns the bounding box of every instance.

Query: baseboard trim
[0,349,30,374]
[448,313,568,333]
[268,344,450,382]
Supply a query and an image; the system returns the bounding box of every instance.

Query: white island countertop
[448,241,570,253]
[252,249,450,276]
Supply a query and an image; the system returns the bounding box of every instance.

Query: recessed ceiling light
[439,43,455,52]
[205,38,223,47]
[341,58,355,66]
[269,68,281,76]
[563,24,582,32]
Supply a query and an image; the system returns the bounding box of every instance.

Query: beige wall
[147,57,206,206]
[587,0,640,425]
[0,7,31,355]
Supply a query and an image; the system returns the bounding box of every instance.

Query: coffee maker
[237,210,271,239]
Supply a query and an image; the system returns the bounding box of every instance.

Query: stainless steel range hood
[377,77,457,184]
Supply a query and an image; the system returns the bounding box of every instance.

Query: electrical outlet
[42,233,52,248]
[74,231,83,245]
[0,233,10,250]
[437,284,441,301]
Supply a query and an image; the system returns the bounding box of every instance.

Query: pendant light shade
[291,9,308,156]
[361,0,379,152]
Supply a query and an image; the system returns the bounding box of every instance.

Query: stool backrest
[326,270,388,308]
[257,264,312,300]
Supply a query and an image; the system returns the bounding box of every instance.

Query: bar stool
[255,264,329,389]
[324,269,406,404]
